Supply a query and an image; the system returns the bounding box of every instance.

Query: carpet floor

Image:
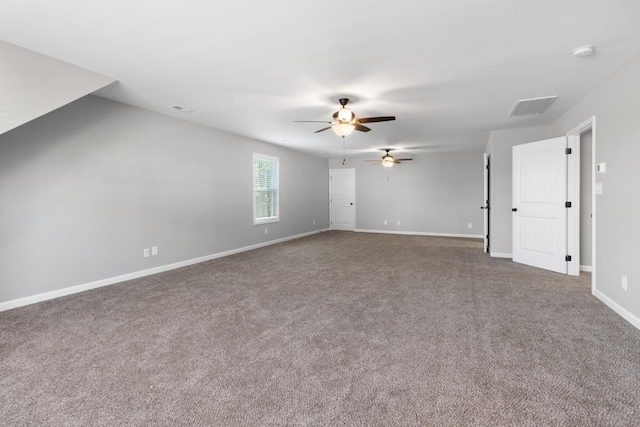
[1,231,639,426]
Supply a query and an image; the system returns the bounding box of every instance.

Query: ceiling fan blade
[294,120,332,123]
[354,124,371,132]
[357,116,396,124]
[395,158,413,161]
[314,126,333,133]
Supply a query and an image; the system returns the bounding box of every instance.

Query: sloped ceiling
[2,1,640,159]
[0,41,115,135]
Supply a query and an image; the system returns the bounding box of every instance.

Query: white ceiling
[2,1,640,159]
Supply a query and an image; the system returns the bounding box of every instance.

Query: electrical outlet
[152,246,158,256]
[397,221,400,226]
[384,220,388,225]
[313,220,316,225]
[143,248,150,258]
[264,228,268,235]
[468,223,472,229]
[622,275,628,291]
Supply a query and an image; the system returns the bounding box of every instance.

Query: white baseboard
[354,229,483,239]
[490,252,513,259]
[580,265,593,272]
[0,229,329,312]
[593,288,640,331]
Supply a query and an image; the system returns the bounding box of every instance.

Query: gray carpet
[1,231,639,426]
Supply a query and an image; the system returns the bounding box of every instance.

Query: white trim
[490,252,513,259]
[0,229,329,312]
[253,152,280,225]
[580,265,593,272]
[355,229,483,239]
[483,153,490,253]
[593,288,640,331]
[566,116,596,294]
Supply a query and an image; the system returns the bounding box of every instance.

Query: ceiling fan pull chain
[342,139,346,165]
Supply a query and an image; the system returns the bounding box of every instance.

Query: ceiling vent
[509,96,557,117]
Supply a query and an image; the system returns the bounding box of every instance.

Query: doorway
[567,117,596,292]
[511,117,595,278]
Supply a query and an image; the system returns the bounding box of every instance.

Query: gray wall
[550,53,640,321]
[329,150,483,236]
[484,126,551,255]
[0,95,329,303]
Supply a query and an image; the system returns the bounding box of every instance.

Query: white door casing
[483,153,490,253]
[512,137,568,274]
[330,168,355,231]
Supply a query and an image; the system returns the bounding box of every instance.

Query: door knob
[512,208,518,212]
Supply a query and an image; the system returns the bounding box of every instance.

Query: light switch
[595,182,602,195]
[596,162,606,173]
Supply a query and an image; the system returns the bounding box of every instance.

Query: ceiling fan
[365,149,413,168]
[295,98,396,137]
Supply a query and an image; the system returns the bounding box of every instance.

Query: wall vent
[509,96,557,117]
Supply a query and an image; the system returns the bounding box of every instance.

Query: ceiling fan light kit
[336,105,355,122]
[366,149,413,168]
[332,123,356,137]
[381,153,395,168]
[296,98,396,139]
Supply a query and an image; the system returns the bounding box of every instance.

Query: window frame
[253,153,280,225]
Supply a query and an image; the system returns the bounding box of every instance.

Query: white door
[512,137,568,274]
[330,168,355,231]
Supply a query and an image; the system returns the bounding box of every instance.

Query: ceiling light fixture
[381,153,395,168]
[573,45,594,57]
[336,106,355,122]
[332,104,357,137]
[332,123,355,137]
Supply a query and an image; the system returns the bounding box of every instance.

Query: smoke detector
[573,45,594,57]
[169,105,193,113]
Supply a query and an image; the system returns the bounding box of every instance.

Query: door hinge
[565,201,572,208]
[565,255,572,262]
[566,148,572,155]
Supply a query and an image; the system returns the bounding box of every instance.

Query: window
[253,153,279,224]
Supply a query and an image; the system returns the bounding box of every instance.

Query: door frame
[483,153,490,253]
[566,116,596,287]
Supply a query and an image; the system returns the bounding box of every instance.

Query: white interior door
[330,168,355,231]
[512,137,568,274]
